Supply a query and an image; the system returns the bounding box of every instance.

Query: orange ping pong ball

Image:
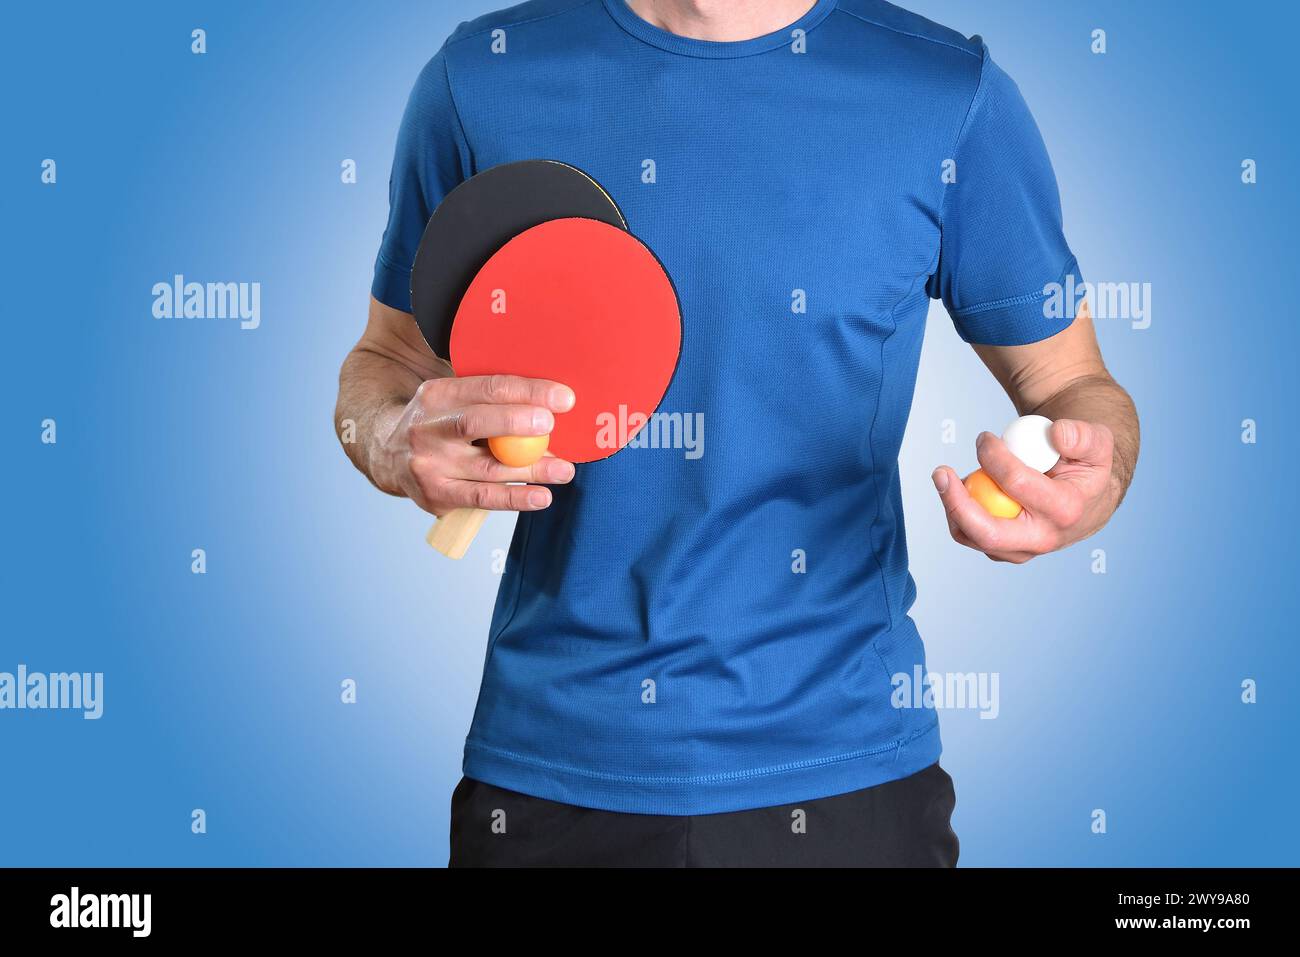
[488,434,550,468]
[963,468,1022,519]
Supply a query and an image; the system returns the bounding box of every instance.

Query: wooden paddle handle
[425,508,489,559]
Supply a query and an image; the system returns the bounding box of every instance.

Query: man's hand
[336,297,578,519]
[931,419,1117,563]
[370,374,577,517]
[929,300,1139,563]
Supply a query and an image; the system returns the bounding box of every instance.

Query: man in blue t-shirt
[336,0,1139,867]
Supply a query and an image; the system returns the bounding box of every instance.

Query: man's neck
[622,0,819,42]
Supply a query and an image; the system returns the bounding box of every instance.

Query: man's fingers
[934,466,1012,550]
[428,403,554,442]
[438,479,553,512]
[933,465,1040,556]
[975,432,1080,525]
[944,506,980,550]
[1050,418,1113,469]
[455,447,576,485]
[438,374,575,413]
[933,417,1116,562]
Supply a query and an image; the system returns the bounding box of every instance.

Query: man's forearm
[335,347,427,495]
[1032,373,1139,504]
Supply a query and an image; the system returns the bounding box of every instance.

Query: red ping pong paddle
[426,217,681,558]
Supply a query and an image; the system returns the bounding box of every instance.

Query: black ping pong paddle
[409,160,630,558]
[410,160,626,361]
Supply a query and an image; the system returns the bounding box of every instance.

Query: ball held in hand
[964,415,1059,517]
[488,434,550,468]
[1002,414,1060,474]
[963,468,1023,519]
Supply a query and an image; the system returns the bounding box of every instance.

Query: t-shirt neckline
[601,0,839,59]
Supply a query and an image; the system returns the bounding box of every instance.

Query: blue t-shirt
[372,0,1080,814]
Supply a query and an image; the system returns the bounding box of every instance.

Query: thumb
[1050,418,1113,468]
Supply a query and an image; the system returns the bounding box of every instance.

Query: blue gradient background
[2,0,1295,866]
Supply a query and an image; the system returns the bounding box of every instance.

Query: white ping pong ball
[1001,414,1060,473]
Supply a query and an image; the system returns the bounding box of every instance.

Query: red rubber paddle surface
[450,217,681,464]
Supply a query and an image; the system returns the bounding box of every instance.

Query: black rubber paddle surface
[409,160,626,361]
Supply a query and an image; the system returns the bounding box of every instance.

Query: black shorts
[449,763,959,867]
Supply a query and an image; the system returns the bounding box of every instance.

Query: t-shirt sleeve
[928,44,1082,346]
[370,46,471,314]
